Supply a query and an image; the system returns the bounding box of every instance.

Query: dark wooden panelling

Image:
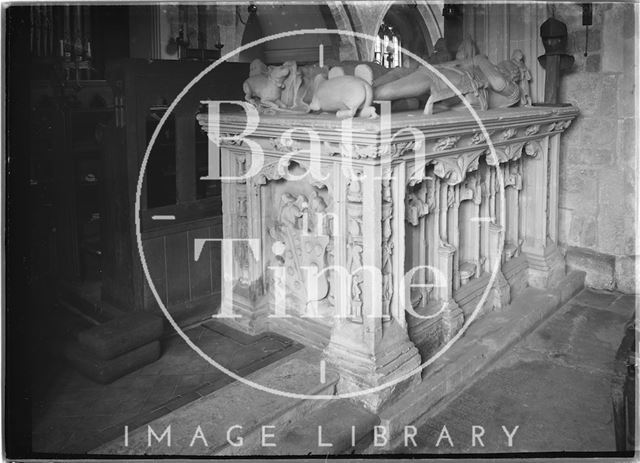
[102,60,248,316]
[102,123,137,310]
[165,232,190,306]
[142,236,167,311]
[188,226,213,300]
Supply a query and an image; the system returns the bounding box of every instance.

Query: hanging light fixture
[442,4,462,19]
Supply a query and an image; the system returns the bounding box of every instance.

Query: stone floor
[406,288,635,454]
[32,287,635,457]
[32,308,302,455]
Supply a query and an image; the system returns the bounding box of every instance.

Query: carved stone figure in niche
[347,174,363,202]
[278,193,305,228]
[373,37,533,114]
[407,192,427,226]
[243,59,291,111]
[308,190,331,235]
[309,65,377,119]
[347,238,363,284]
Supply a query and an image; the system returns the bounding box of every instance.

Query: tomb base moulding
[197,105,578,412]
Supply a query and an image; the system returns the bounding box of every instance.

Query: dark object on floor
[77,313,163,360]
[612,314,636,451]
[65,340,161,384]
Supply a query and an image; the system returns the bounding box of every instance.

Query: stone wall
[556,3,637,292]
[460,3,637,292]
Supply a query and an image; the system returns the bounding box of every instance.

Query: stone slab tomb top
[199,106,578,134]
[197,106,579,156]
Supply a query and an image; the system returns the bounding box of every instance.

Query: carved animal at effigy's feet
[308,65,377,119]
[242,59,291,112]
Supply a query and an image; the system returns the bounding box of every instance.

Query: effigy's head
[456,37,478,61]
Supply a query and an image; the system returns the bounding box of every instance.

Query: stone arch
[348,1,444,61]
[235,3,361,62]
[325,3,359,61]
[230,3,443,63]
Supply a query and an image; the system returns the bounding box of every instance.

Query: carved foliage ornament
[269,137,303,152]
[381,169,393,318]
[525,124,540,136]
[323,140,417,159]
[218,132,245,146]
[434,135,461,152]
[432,149,483,186]
[548,119,572,132]
[500,127,517,141]
[470,130,495,145]
[485,141,525,166]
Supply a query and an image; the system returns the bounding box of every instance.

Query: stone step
[58,281,124,323]
[65,340,161,384]
[91,348,338,456]
[77,313,164,360]
[258,399,380,455]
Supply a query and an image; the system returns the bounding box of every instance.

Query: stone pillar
[487,222,511,311]
[218,146,267,334]
[521,135,565,288]
[324,162,421,413]
[439,242,464,341]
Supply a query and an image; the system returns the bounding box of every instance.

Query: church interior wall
[90,2,638,298]
[461,3,637,292]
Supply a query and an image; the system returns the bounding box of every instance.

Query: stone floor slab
[390,287,628,455]
[412,361,615,453]
[92,351,337,456]
[571,288,619,310]
[516,302,628,374]
[33,321,302,455]
[261,400,380,455]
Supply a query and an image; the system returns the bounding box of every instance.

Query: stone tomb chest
[197,105,577,410]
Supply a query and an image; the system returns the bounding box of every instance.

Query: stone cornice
[197,107,578,180]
